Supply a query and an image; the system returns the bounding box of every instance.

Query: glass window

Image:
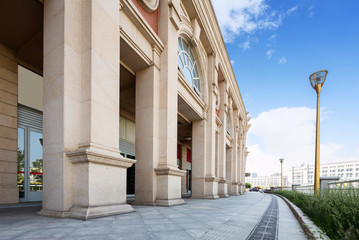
[18,128,25,199]
[177,36,201,96]
[29,131,43,192]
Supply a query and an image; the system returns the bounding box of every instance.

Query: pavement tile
[13,227,74,239]
[151,230,193,240]
[113,219,144,225]
[143,218,173,224]
[62,234,108,240]
[108,233,153,240]
[0,193,309,240]
[146,223,182,232]
[65,226,112,236]
[0,229,28,240]
[112,224,148,233]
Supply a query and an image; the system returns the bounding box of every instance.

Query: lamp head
[309,70,328,91]
[279,158,284,164]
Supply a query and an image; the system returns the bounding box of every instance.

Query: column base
[218,179,229,198]
[155,199,186,206]
[218,194,229,198]
[154,166,186,206]
[68,204,135,220]
[204,177,219,199]
[231,182,239,196]
[37,209,69,218]
[205,195,220,199]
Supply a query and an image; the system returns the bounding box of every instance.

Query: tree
[32,158,42,170]
[31,158,43,183]
[245,182,251,189]
[17,148,24,183]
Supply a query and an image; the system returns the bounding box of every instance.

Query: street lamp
[279,158,284,191]
[309,70,328,196]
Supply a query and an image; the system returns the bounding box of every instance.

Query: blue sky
[213,0,359,176]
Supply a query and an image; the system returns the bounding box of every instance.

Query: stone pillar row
[38,0,247,220]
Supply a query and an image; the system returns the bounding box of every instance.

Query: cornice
[193,0,247,124]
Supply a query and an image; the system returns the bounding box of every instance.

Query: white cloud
[230,59,235,65]
[266,49,275,59]
[246,107,359,179]
[286,6,298,15]
[249,107,315,153]
[240,39,251,50]
[245,107,347,177]
[212,0,298,42]
[309,4,315,18]
[279,57,287,64]
[269,34,276,41]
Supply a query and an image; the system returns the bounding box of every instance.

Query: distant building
[289,161,359,186]
[245,174,288,187]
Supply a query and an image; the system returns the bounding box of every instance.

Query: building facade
[245,175,289,188]
[289,161,359,186]
[0,0,249,219]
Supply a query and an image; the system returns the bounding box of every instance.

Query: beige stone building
[0,0,249,219]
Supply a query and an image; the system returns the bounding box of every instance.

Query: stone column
[243,145,249,193]
[230,109,239,195]
[0,44,18,204]
[203,54,219,199]
[134,64,160,205]
[239,136,245,194]
[40,0,134,219]
[191,119,206,198]
[225,105,234,196]
[154,0,185,206]
[238,121,246,194]
[218,81,229,197]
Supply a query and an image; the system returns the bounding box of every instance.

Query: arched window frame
[177,36,201,96]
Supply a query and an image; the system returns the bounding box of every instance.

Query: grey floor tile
[151,230,194,240]
[146,223,182,232]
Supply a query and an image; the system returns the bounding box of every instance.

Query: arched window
[177,36,201,96]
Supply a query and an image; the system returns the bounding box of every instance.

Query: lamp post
[309,70,328,196]
[279,158,284,191]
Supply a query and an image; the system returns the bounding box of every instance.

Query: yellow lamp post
[309,70,328,196]
[279,158,284,191]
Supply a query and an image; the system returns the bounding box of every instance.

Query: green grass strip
[276,189,359,240]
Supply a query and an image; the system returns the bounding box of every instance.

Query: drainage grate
[246,195,279,240]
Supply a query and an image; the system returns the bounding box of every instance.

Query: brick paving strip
[245,195,279,240]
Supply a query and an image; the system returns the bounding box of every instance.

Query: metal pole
[281,161,283,191]
[314,85,321,196]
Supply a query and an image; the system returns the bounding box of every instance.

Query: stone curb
[273,193,330,240]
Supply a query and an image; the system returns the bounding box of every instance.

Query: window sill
[177,71,206,110]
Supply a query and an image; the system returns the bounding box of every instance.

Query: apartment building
[289,161,359,185]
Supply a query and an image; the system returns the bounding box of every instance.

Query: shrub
[277,189,359,240]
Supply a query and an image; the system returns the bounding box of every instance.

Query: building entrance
[17,106,43,202]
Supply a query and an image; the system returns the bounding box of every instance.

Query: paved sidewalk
[0,193,307,240]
